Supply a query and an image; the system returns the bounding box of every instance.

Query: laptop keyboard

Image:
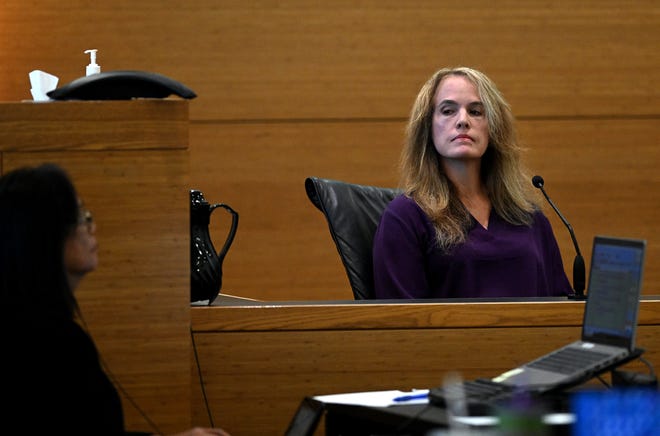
[527,347,612,375]
[428,378,514,407]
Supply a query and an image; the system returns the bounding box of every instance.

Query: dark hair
[0,163,80,319]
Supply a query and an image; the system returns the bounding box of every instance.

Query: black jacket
[3,311,149,435]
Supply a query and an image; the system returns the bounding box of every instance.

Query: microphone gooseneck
[532,175,586,299]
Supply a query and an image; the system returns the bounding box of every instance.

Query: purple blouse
[373,195,573,299]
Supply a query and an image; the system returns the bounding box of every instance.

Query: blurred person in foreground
[0,163,230,436]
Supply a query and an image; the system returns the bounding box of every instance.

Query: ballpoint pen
[393,392,429,402]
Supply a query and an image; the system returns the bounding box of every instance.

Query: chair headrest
[305,177,401,299]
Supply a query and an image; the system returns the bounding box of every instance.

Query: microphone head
[532,175,544,189]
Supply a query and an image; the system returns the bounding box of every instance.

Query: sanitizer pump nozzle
[84,49,101,76]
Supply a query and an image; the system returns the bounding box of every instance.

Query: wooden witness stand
[191,296,660,435]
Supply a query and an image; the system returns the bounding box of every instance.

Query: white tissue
[29,70,59,101]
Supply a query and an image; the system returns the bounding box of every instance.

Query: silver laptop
[492,235,646,391]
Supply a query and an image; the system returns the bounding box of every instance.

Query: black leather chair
[305,177,402,299]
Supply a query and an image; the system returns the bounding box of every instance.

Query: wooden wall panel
[522,118,660,296]
[189,120,403,300]
[0,1,658,120]
[191,118,659,300]
[1,2,658,302]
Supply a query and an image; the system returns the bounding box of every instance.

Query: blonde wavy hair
[399,66,539,251]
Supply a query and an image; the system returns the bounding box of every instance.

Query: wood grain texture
[1,1,657,302]
[192,298,660,332]
[191,299,660,434]
[1,2,658,434]
[1,1,658,120]
[190,118,660,300]
[0,102,191,433]
[0,100,189,152]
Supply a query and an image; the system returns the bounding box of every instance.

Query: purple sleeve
[373,195,434,298]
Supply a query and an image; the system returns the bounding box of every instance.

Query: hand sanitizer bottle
[84,49,101,76]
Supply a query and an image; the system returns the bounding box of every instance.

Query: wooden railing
[191,297,660,435]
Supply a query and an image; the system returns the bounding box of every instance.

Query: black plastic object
[190,190,238,304]
[47,70,196,100]
[305,177,401,299]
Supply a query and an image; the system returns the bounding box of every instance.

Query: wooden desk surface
[191,297,660,435]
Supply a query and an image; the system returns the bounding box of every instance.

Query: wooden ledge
[192,298,660,332]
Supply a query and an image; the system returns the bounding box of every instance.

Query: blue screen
[572,389,659,436]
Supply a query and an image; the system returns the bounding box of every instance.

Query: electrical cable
[191,326,215,427]
[638,356,656,377]
[595,374,611,389]
[78,315,163,435]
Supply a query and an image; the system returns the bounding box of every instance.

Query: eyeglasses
[78,207,94,228]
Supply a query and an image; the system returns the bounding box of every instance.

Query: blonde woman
[373,67,572,299]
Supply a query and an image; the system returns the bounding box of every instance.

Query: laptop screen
[581,236,646,349]
[571,388,659,436]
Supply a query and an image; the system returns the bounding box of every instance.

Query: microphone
[532,175,586,300]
